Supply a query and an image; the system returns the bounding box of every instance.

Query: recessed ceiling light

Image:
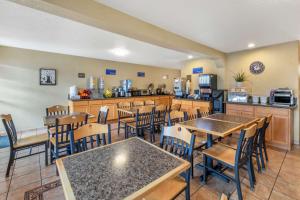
[188,55,194,59]
[248,43,255,48]
[109,48,130,57]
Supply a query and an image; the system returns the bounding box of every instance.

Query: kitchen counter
[174,97,211,102]
[226,101,297,109]
[69,94,172,101]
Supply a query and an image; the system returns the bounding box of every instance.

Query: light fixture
[248,43,255,48]
[109,48,130,57]
[187,55,193,59]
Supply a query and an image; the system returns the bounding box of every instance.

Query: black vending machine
[198,74,217,100]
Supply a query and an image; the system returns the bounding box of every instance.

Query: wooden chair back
[133,101,144,107]
[70,123,111,154]
[1,114,18,148]
[46,105,69,116]
[134,106,154,128]
[153,105,167,125]
[145,100,155,106]
[235,123,257,165]
[184,108,200,121]
[199,107,210,118]
[168,110,185,126]
[117,102,132,119]
[52,113,88,147]
[160,124,195,162]
[97,106,109,124]
[170,104,181,111]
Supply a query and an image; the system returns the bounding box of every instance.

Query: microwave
[270,88,295,106]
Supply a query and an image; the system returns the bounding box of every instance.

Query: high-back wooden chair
[153,124,195,200]
[252,118,266,173]
[199,107,210,118]
[49,113,88,162]
[184,108,201,121]
[97,106,109,124]
[1,114,49,177]
[69,123,111,154]
[46,105,69,116]
[168,110,186,126]
[145,100,155,106]
[132,101,144,107]
[117,102,133,135]
[151,105,167,142]
[202,124,257,200]
[125,106,154,140]
[170,104,181,111]
[261,114,272,163]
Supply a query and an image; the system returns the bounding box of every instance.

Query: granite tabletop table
[43,112,95,127]
[56,137,190,200]
[178,117,244,137]
[204,113,259,126]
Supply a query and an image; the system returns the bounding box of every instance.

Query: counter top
[60,138,186,200]
[69,94,172,101]
[226,101,297,109]
[173,97,211,102]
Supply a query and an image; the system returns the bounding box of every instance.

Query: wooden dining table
[178,114,259,180]
[43,112,95,127]
[56,137,190,200]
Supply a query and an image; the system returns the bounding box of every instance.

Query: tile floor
[0,124,300,200]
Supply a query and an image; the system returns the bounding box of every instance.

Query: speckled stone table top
[178,118,244,137]
[205,113,258,126]
[59,137,188,200]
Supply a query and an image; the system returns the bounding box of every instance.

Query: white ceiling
[0,1,197,69]
[97,0,300,53]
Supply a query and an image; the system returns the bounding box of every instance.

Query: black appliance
[198,74,217,100]
[212,90,226,113]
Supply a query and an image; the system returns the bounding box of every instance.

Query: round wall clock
[249,61,265,74]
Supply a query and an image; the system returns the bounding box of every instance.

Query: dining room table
[56,137,190,200]
[43,112,95,127]
[178,114,259,181]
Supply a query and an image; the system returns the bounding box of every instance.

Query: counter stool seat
[143,177,187,200]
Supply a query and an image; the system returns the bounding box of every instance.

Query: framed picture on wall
[39,68,56,85]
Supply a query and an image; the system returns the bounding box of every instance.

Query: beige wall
[181,59,226,91]
[0,46,180,131]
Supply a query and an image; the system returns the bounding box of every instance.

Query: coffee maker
[198,74,217,100]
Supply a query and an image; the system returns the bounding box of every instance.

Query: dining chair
[125,106,154,140]
[49,113,88,163]
[151,105,167,142]
[1,114,49,177]
[260,114,272,167]
[170,103,181,111]
[132,101,145,107]
[46,105,70,116]
[145,100,155,106]
[184,108,201,121]
[117,102,134,135]
[198,107,210,117]
[145,124,195,200]
[167,110,186,126]
[69,123,111,154]
[202,124,257,200]
[97,106,109,124]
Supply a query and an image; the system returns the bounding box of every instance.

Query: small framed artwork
[39,68,56,85]
[137,72,145,77]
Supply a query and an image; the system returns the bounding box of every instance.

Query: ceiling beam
[9,0,225,62]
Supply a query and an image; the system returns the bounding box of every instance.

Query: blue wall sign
[106,69,116,75]
[192,67,203,74]
[137,72,145,77]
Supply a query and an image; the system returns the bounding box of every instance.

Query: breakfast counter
[225,102,295,151]
[226,101,297,109]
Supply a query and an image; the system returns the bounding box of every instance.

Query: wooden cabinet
[69,95,173,121]
[226,103,294,151]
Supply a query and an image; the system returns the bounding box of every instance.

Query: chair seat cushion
[14,133,48,148]
[142,177,187,200]
[202,144,236,167]
[120,117,135,123]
